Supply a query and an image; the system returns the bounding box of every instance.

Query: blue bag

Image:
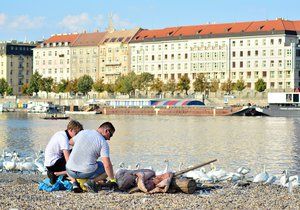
[38,175,73,192]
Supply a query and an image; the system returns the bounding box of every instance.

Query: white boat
[261,92,300,117]
[65,111,99,115]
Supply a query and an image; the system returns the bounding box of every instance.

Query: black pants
[46,156,66,172]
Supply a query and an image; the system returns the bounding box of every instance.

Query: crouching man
[44,120,83,185]
[66,122,117,193]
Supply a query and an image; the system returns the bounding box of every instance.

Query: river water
[0,112,299,176]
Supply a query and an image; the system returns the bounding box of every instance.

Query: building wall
[0,43,34,95]
[71,46,99,81]
[33,45,72,83]
[130,34,300,91]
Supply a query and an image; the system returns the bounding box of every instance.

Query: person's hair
[67,120,83,131]
[99,122,115,133]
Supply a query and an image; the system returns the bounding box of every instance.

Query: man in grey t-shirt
[66,122,116,192]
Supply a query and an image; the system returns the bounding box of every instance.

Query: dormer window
[226,27,232,32]
[168,31,173,36]
[197,29,202,34]
[258,25,264,30]
[135,36,140,40]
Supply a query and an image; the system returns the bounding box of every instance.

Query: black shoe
[47,171,57,185]
[84,180,100,193]
[72,181,83,193]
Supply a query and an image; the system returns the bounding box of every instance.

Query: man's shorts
[66,162,105,179]
[46,156,66,172]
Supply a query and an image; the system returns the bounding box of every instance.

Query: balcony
[105,61,121,66]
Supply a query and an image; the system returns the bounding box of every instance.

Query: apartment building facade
[130,19,300,91]
[71,32,107,81]
[0,41,36,95]
[99,28,140,83]
[33,34,80,83]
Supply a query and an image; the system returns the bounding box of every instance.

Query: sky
[0,0,299,41]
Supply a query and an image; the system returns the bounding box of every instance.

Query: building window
[240,51,243,57]
[255,50,258,56]
[247,51,251,56]
[240,62,243,68]
[232,62,236,68]
[232,51,236,57]
[262,71,267,77]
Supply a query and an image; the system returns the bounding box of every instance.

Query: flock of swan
[0,150,47,175]
[1,150,299,193]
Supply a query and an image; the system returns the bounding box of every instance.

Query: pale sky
[0,0,299,41]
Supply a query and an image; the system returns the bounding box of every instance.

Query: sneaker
[84,180,100,193]
[47,171,57,185]
[72,181,83,193]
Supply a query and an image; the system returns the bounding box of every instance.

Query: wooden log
[174,159,217,177]
[169,177,196,194]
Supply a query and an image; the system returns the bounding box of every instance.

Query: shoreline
[0,173,299,209]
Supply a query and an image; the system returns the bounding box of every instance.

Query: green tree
[177,74,190,95]
[163,79,177,96]
[234,79,246,91]
[39,77,54,98]
[104,83,115,94]
[21,83,30,95]
[221,78,233,94]
[57,79,68,93]
[193,73,209,93]
[28,71,42,95]
[6,86,13,95]
[210,79,219,92]
[255,78,266,92]
[66,79,78,96]
[77,75,94,95]
[0,78,9,96]
[115,72,136,95]
[150,78,164,95]
[134,72,154,94]
[93,79,105,93]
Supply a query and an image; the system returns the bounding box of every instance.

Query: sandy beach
[0,173,299,209]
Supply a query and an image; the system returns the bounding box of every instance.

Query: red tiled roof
[72,32,107,46]
[44,34,80,45]
[133,19,300,41]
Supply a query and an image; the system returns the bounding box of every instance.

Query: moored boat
[261,92,300,117]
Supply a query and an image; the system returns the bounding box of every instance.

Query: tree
[93,79,105,93]
[234,79,246,92]
[210,79,219,92]
[21,83,30,95]
[66,79,78,96]
[177,74,190,95]
[57,79,68,93]
[221,78,233,94]
[104,83,115,94]
[28,71,42,95]
[134,72,154,94]
[163,79,177,96]
[39,77,54,98]
[150,78,164,95]
[77,75,94,95]
[193,73,209,93]
[115,72,136,95]
[255,78,266,92]
[6,86,13,95]
[0,78,9,96]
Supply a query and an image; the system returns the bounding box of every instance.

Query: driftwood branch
[174,159,217,177]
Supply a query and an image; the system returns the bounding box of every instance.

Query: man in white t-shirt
[66,121,116,193]
[44,120,83,185]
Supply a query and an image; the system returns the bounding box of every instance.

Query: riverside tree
[163,79,177,96]
[210,78,220,92]
[66,79,78,96]
[150,78,164,95]
[28,71,42,95]
[115,72,136,95]
[93,79,105,93]
[193,73,209,93]
[0,78,9,96]
[134,72,154,95]
[234,79,246,92]
[221,78,233,94]
[77,75,94,95]
[177,74,190,95]
[39,77,54,98]
[21,83,30,95]
[255,78,266,92]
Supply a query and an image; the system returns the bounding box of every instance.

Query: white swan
[253,165,269,183]
[185,168,212,182]
[206,164,228,182]
[156,160,170,175]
